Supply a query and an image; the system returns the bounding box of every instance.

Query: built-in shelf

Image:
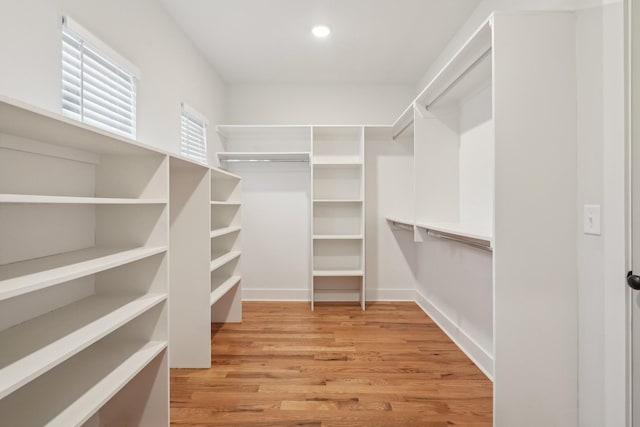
[218,152,310,163]
[415,221,492,249]
[0,293,166,400]
[210,201,241,206]
[312,158,362,167]
[313,235,363,240]
[0,246,168,302]
[210,251,241,272]
[313,270,364,277]
[0,194,168,204]
[0,340,166,427]
[210,167,242,181]
[210,276,241,306]
[210,226,242,239]
[313,199,363,204]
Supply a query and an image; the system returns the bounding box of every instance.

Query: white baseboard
[414,289,494,381]
[242,288,416,302]
[242,288,309,301]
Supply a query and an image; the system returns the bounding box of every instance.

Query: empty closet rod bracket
[392,119,415,141]
[425,47,492,111]
[426,230,492,252]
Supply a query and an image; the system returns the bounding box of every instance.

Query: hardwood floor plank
[170,302,493,426]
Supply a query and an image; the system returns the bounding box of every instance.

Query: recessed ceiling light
[312,25,331,38]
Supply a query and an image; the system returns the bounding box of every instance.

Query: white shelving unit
[210,168,242,323]
[385,12,578,424]
[311,126,365,310]
[0,97,169,426]
[168,156,211,368]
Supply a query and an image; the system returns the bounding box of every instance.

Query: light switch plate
[584,205,601,235]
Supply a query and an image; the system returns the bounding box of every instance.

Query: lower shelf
[0,293,166,400]
[210,276,241,306]
[210,251,241,272]
[0,339,166,427]
[313,270,363,277]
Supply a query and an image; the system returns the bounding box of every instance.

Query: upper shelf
[415,19,492,110]
[0,96,164,157]
[391,104,415,141]
[415,221,492,249]
[0,246,168,302]
[218,152,310,163]
[0,194,167,205]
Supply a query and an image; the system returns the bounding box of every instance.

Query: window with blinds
[180,104,208,164]
[62,17,137,138]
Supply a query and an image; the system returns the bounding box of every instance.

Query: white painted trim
[366,289,416,301]
[414,289,494,380]
[243,288,415,302]
[61,15,141,79]
[242,288,310,301]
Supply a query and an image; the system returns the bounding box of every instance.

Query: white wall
[230,163,312,301]
[0,0,226,164]
[226,84,415,125]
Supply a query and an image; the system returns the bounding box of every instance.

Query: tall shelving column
[311,126,366,310]
[0,97,169,426]
[168,157,211,368]
[210,167,242,322]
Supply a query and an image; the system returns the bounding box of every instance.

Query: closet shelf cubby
[210,250,242,272]
[0,339,166,427]
[210,275,241,306]
[0,246,167,301]
[0,293,166,400]
[210,225,242,239]
[0,95,169,425]
[0,195,168,204]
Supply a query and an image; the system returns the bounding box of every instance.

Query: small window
[180,103,208,164]
[61,16,139,138]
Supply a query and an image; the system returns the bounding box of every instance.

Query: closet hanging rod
[425,47,492,111]
[427,230,492,252]
[392,119,414,141]
[221,159,309,163]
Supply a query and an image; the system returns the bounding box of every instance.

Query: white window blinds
[180,104,208,164]
[62,17,138,138]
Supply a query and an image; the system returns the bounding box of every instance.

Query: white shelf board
[0,96,164,157]
[0,194,167,205]
[313,199,363,204]
[312,157,362,167]
[218,152,310,162]
[0,340,166,427]
[313,270,364,277]
[210,276,241,306]
[210,251,241,272]
[211,201,241,206]
[415,19,492,109]
[392,104,415,140]
[0,293,166,400]
[216,125,311,140]
[210,166,242,181]
[0,246,168,302]
[415,221,493,246]
[313,235,363,240]
[210,226,242,239]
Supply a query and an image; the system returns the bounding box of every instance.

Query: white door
[631,1,640,425]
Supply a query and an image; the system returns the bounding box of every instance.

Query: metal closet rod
[427,230,492,252]
[221,159,309,163]
[425,47,492,111]
[392,119,414,141]
[389,220,414,232]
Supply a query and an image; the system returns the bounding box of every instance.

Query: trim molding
[414,289,494,380]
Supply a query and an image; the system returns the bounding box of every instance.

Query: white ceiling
[160,0,482,85]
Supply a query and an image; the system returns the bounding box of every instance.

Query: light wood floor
[170,302,493,426]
